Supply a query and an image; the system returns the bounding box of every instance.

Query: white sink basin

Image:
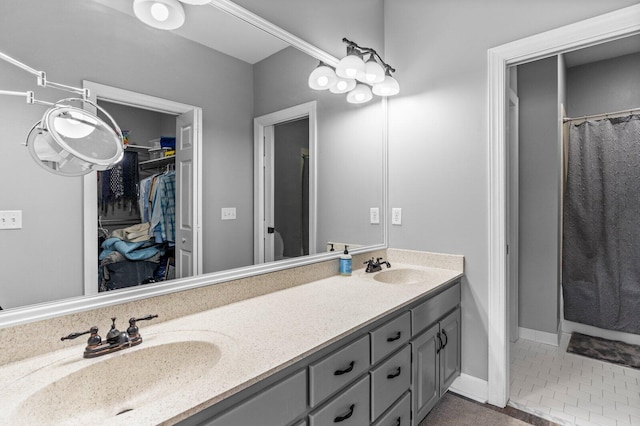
[9,331,227,425]
[373,268,440,284]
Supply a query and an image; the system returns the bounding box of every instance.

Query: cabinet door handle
[334,404,355,422]
[436,332,443,354]
[442,329,448,348]
[386,331,402,342]
[387,366,402,379]
[334,361,355,376]
[395,417,402,426]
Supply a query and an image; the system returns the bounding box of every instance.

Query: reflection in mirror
[0,0,385,317]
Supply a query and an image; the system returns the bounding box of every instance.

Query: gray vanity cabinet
[180,280,461,426]
[410,306,461,426]
[199,369,307,426]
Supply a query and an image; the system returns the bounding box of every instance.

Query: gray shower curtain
[562,114,640,334]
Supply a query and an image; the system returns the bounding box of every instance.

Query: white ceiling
[564,34,640,67]
[94,0,289,64]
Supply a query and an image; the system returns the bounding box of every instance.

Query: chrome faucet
[61,314,158,358]
[364,257,391,273]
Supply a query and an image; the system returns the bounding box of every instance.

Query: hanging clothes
[143,171,176,245]
[99,150,140,214]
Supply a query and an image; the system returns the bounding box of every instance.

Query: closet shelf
[139,155,175,170]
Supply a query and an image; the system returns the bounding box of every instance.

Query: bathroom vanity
[183,279,461,426]
[0,250,463,426]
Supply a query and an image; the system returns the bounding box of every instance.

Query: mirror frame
[0,0,388,329]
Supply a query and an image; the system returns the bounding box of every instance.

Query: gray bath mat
[567,332,640,369]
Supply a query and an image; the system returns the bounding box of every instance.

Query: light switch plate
[221,207,236,220]
[0,210,23,229]
[370,207,380,224]
[392,208,402,225]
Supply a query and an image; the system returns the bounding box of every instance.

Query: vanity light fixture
[0,50,124,177]
[308,38,399,104]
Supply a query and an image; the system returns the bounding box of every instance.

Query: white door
[507,89,520,343]
[175,109,197,278]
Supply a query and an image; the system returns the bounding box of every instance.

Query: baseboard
[562,319,640,346]
[449,373,488,403]
[518,326,560,346]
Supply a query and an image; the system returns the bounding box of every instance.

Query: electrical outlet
[221,207,236,220]
[392,208,402,225]
[0,210,23,229]
[370,207,380,224]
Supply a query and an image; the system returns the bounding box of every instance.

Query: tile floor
[510,334,640,426]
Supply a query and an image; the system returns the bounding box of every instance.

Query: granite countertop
[0,252,463,426]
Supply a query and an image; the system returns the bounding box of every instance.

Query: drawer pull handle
[334,361,355,376]
[395,417,402,426]
[442,329,448,348]
[387,366,402,379]
[386,331,402,342]
[334,404,355,423]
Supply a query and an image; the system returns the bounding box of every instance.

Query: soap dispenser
[339,245,352,276]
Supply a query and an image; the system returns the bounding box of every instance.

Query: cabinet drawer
[372,391,411,426]
[411,282,460,336]
[370,345,411,421]
[370,311,411,364]
[309,334,370,407]
[309,375,370,426]
[204,369,307,426]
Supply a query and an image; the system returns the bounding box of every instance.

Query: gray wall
[253,47,385,251]
[567,52,640,116]
[517,56,560,335]
[0,0,254,309]
[382,0,637,382]
[240,0,639,383]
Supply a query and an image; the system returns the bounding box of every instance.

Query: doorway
[487,4,640,407]
[254,101,317,264]
[267,118,310,261]
[82,81,202,296]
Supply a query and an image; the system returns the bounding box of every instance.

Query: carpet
[421,393,533,425]
[567,332,640,369]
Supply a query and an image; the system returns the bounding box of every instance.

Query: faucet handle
[61,326,101,347]
[127,314,158,337]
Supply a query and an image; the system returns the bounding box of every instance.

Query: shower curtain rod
[563,106,640,122]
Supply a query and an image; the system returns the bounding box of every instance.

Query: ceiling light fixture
[0,50,124,177]
[308,38,398,104]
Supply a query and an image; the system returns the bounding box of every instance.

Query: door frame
[487,4,640,407]
[254,101,317,264]
[82,81,203,295]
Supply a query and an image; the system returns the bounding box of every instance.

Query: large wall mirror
[0,0,386,326]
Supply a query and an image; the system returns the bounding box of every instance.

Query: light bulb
[308,63,338,90]
[364,59,385,84]
[329,77,356,94]
[336,54,366,81]
[346,84,373,104]
[151,2,170,21]
[54,110,97,139]
[317,76,329,87]
[372,74,400,97]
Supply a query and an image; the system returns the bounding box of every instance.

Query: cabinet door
[439,307,461,395]
[410,323,439,425]
[203,369,307,426]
